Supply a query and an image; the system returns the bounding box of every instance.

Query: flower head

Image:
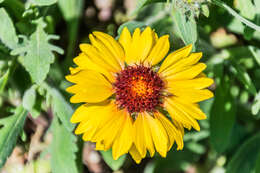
[66,27,214,163]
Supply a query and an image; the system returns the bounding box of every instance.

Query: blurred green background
[0,0,260,172]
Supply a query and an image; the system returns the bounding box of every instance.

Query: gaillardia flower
[66,27,213,163]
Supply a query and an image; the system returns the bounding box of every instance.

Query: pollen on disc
[114,65,164,113]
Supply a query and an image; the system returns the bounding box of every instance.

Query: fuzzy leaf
[22,85,37,111]
[226,133,260,173]
[47,87,74,132]
[172,7,197,50]
[101,150,126,171]
[50,117,78,173]
[118,21,147,35]
[131,0,166,15]
[0,106,28,168]
[0,8,18,49]
[11,19,63,84]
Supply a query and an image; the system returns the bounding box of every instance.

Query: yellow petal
[73,53,115,82]
[70,101,110,123]
[89,34,122,71]
[133,114,147,158]
[165,63,207,81]
[66,70,113,103]
[95,141,106,150]
[125,28,142,65]
[154,112,184,151]
[79,43,118,73]
[158,44,192,73]
[145,35,170,66]
[165,97,200,131]
[171,98,207,120]
[91,106,126,150]
[119,27,132,54]
[112,113,133,160]
[138,27,155,62]
[93,31,125,67]
[167,87,214,103]
[129,144,142,164]
[161,52,203,77]
[141,113,155,157]
[167,77,214,90]
[144,113,168,157]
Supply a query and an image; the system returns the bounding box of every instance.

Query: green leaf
[255,152,260,173]
[252,91,260,116]
[230,62,257,95]
[201,4,209,18]
[210,75,236,153]
[47,87,75,132]
[117,21,147,35]
[58,0,83,70]
[100,149,126,171]
[29,0,57,6]
[226,133,260,173]
[234,0,256,20]
[51,117,78,173]
[0,68,10,94]
[22,85,37,111]
[0,0,4,3]
[249,46,260,66]
[171,7,197,50]
[0,106,28,168]
[11,19,63,84]
[0,8,18,49]
[131,0,166,16]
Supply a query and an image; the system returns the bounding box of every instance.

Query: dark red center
[114,65,164,113]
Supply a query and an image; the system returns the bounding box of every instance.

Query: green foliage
[29,0,57,6]
[50,117,78,173]
[171,6,197,50]
[11,19,63,84]
[226,133,260,173]
[131,0,167,15]
[0,8,18,49]
[1,0,260,172]
[0,106,27,168]
[47,86,75,132]
[210,72,236,153]
[118,21,147,34]
[100,150,126,171]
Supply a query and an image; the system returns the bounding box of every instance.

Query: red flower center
[114,65,164,113]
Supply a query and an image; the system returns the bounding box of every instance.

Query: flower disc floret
[114,65,164,113]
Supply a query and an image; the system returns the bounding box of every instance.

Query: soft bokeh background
[0,0,260,173]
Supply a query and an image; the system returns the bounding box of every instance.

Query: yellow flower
[66,27,213,163]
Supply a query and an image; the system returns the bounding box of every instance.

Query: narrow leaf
[101,150,126,171]
[51,117,78,173]
[256,152,260,173]
[210,75,236,153]
[252,91,260,116]
[230,62,257,95]
[30,0,57,6]
[0,8,18,49]
[226,133,260,173]
[0,106,28,168]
